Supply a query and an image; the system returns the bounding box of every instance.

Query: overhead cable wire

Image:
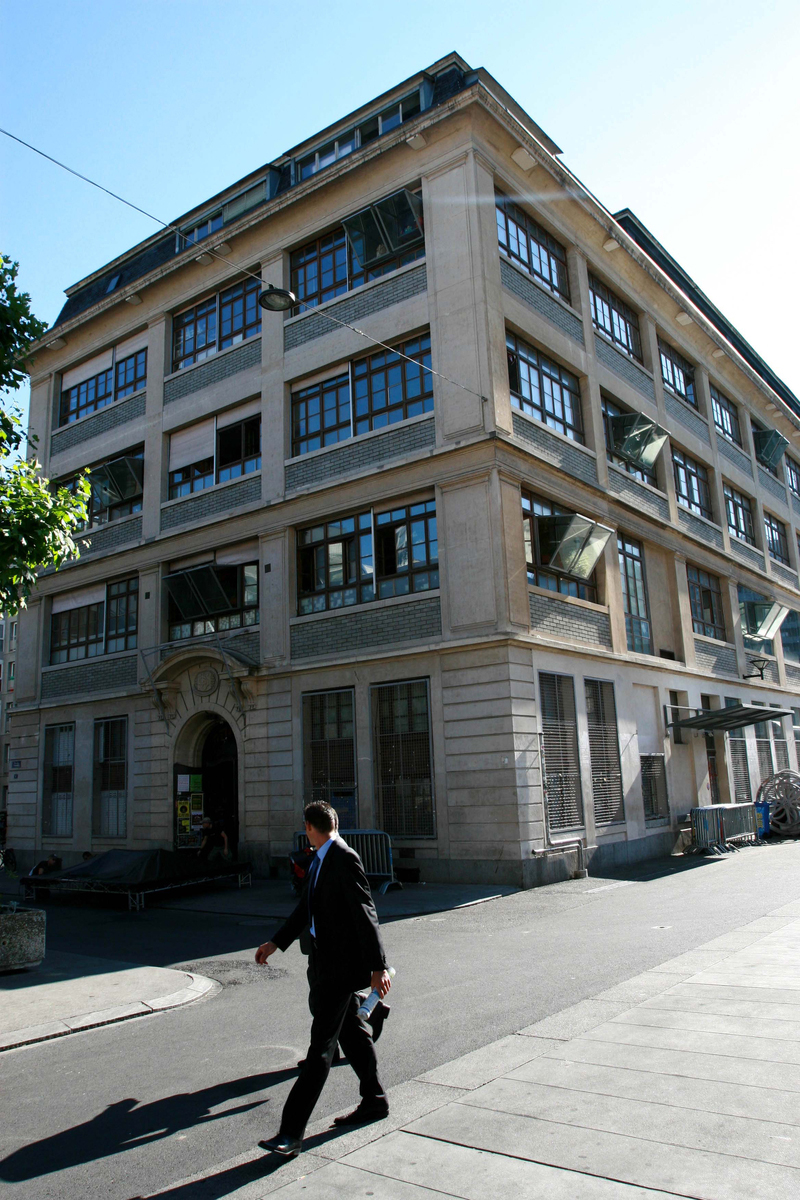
[1,126,487,403]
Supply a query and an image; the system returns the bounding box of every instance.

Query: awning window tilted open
[90,456,143,508]
[608,413,668,469]
[341,189,424,270]
[740,598,790,641]
[164,565,237,621]
[752,428,788,472]
[536,513,614,580]
[675,704,793,733]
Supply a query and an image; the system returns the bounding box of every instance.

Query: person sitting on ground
[82,851,93,862]
[31,853,60,876]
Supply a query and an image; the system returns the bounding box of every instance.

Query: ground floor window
[640,754,669,820]
[302,690,358,828]
[43,724,74,836]
[372,680,434,837]
[93,717,127,837]
[725,699,752,803]
[584,679,624,825]
[539,672,583,831]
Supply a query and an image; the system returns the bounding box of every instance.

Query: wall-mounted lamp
[743,655,769,680]
[258,284,297,313]
[603,238,621,252]
[511,146,537,171]
[406,133,427,150]
[46,337,66,350]
[676,310,693,326]
[125,294,142,306]
[712,348,725,358]
[195,252,214,265]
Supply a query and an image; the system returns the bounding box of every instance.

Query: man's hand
[255,941,278,965]
[370,968,392,999]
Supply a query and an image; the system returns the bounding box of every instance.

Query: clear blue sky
[3,0,800,420]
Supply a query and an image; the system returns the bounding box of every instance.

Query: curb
[0,972,217,1052]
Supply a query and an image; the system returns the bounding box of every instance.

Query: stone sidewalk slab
[0,950,215,1050]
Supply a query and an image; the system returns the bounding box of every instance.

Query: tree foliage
[1,256,88,614]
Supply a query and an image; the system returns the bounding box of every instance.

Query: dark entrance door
[201,720,239,855]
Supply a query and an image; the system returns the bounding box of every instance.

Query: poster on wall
[174,766,204,849]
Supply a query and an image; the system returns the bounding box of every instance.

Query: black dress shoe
[369,1001,390,1043]
[332,1100,389,1127]
[258,1133,303,1157]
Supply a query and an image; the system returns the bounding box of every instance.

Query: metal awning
[676,704,793,732]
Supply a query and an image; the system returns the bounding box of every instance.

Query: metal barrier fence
[691,803,757,851]
[293,828,399,892]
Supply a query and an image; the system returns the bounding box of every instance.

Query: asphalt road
[2,841,800,1200]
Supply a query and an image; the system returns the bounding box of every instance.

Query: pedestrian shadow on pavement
[0,1067,299,1182]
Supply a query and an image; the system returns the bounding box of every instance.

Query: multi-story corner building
[8,52,800,882]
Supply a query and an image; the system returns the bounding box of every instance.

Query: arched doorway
[173,712,239,854]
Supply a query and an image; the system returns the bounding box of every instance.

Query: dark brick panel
[160,475,261,530]
[718,437,753,477]
[528,591,612,648]
[286,418,435,491]
[693,638,738,676]
[500,259,584,343]
[607,467,669,521]
[163,338,261,404]
[284,265,427,351]
[594,338,655,400]
[770,560,798,588]
[678,508,724,548]
[51,392,146,456]
[793,495,800,519]
[512,412,598,484]
[76,516,142,558]
[758,467,787,504]
[784,662,800,688]
[41,654,138,700]
[762,659,780,686]
[730,539,765,570]
[291,596,441,660]
[664,392,710,444]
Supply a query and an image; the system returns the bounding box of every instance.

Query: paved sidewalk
[0,950,216,1051]
[143,896,800,1199]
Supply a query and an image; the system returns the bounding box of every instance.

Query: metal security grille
[43,724,74,837]
[771,708,790,772]
[372,680,434,837]
[727,733,752,803]
[93,717,127,837]
[302,690,358,828]
[585,679,624,825]
[539,672,583,830]
[753,714,774,785]
[641,754,669,821]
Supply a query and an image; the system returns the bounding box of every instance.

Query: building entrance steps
[0,950,215,1051]
[143,895,800,1199]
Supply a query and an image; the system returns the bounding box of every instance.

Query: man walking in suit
[255,801,392,1157]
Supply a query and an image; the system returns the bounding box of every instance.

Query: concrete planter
[0,905,46,971]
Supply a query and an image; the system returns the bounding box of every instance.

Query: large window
[296,91,422,182]
[507,332,583,442]
[302,690,357,829]
[495,192,570,299]
[751,418,788,475]
[522,492,610,603]
[764,511,790,564]
[62,450,143,530]
[687,565,726,640]
[50,577,138,664]
[297,499,437,615]
[786,457,800,499]
[93,717,127,838]
[168,414,261,498]
[588,274,642,361]
[60,349,147,425]
[710,385,741,445]
[672,447,712,520]
[726,698,752,804]
[166,562,259,641]
[618,535,652,654]
[781,610,800,662]
[172,277,261,371]
[658,338,696,407]
[292,372,351,457]
[42,724,74,837]
[539,672,583,830]
[601,396,658,486]
[372,679,434,838]
[585,679,624,825]
[352,335,433,436]
[724,483,755,544]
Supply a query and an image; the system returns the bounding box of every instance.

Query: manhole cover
[179,959,287,986]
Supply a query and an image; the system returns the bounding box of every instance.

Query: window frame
[216,416,262,483]
[371,677,435,839]
[764,511,790,565]
[723,482,756,544]
[588,274,642,362]
[495,191,570,300]
[49,576,139,664]
[710,384,742,446]
[601,395,658,486]
[167,561,259,642]
[302,688,358,829]
[62,448,144,530]
[785,457,800,499]
[351,334,433,437]
[168,416,261,498]
[172,277,261,372]
[60,348,147,426]
[687,564,726,640]
[658,338,696,407]
[291,371,352,457]
[521,491,599,603]
[618,534,652,654]
[93,716,128,838]
[296,90,422,183]
[42,723,75,837]
[507,331,583,443]
[672,446,713,520]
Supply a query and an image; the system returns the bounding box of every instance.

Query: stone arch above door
[143,644,255,734]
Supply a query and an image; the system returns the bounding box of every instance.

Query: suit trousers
[280,947,385,1139]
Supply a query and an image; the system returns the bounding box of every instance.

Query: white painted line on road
[583,881,637,893]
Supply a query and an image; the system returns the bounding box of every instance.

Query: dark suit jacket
[271,837,387,991]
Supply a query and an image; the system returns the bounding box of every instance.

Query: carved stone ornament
[194,668,220,696]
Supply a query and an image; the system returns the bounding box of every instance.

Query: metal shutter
[539,672,583,830]
[585,679,624,825]
[640,754,668,820]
